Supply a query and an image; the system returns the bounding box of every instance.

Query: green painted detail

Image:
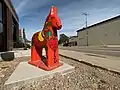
[47,22,52,26]
[47,31,52,36]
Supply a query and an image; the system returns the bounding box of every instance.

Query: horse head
[44,6,62,30]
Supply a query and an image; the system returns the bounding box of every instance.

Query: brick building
[0,0,19,52]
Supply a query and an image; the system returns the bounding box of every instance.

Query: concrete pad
[4,61,74,89]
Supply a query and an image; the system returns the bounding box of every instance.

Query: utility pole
[82,13,89,27]
[82,12,89,46]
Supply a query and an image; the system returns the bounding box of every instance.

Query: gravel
[1,56,120,90]
[60,56,120,90]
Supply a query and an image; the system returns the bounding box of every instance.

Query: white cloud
[16,0,29,14]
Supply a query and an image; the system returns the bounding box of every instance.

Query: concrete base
[4,61,74,90]
[28,60,63,71]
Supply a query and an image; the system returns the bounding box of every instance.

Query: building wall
[0,0,19,51]
[6,7,13,50]
[77,30,87,46]
[77,18,120,46]
[4,0,19,23]
[0,0,7,51]
[69,36,78,46]
[69,37,78,43]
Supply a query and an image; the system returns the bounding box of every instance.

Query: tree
[59,34,69,44]
[23,28,31,43]
[23,28,27,42]
[58,39,62,44]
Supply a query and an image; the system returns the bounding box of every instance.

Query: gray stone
[1,52,14,61]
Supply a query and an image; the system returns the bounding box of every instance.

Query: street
[59,46,120,57]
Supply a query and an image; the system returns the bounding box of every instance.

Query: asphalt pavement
[59,49,120,74]
[59,46,120,57]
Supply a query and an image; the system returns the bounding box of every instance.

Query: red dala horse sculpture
[28,6,63,70]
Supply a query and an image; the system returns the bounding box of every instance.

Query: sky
[11,0,120,40]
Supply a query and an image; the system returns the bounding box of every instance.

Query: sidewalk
[59,49,120,74]
[0,49,47,60]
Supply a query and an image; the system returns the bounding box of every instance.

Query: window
[0,2,3,34]
[0,23,3,34]
[0,2,2,21]
[12,19,15,35]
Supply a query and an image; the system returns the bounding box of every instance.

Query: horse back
[32,31,47,47]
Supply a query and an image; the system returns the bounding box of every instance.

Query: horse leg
[31,45,42,61]
[35,46,43,60]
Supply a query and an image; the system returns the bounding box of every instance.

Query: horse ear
[50,6,54,15]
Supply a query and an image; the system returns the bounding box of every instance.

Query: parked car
[63,43,69,47]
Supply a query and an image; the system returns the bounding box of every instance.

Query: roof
[69,36,77,39]
[77,15,120,32]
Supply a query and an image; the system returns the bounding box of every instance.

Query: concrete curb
[59,54,120,75]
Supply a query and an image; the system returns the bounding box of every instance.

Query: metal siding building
[69,36,78,46]
[77,15,120,46]
[0,0,19,52]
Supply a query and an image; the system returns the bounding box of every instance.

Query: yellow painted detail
[38,32,44,41]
